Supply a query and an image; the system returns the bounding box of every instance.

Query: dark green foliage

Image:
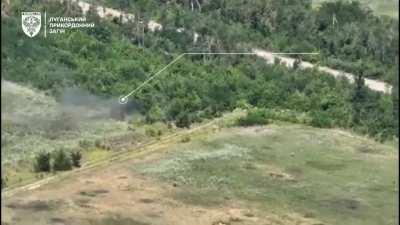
[88,24,112,43]
[237,109,269,126]
[1,177,6,190]
[392,62,399,137]
[351,74,368,125]
[71,151,82,168]
[175,112,192,128]
[53,149,72,171]
[1,0,397,140]
[146,105,164,123]
[34,152,51,173]
[145,128,157,137]
[310,111,334,128]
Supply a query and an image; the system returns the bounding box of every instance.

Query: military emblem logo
[22,12,41,37]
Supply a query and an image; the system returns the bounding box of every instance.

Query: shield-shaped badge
[22,12,41,38]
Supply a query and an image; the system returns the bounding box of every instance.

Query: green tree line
[1,0,398,140]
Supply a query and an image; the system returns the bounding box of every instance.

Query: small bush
[236,99,251,110]
[79,139,92,148]
[94,139,102,148]
[53,149,72,171]
[181,136,191,143]
[146,105,164,123]
[34,151,51,172]
[71,151,82,168]
[237,109,269,126]
[176,113,192,128]
[310,111,333,128]
[145,128,157,137]
[1,177,6,189]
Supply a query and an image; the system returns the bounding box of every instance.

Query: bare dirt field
[1,155,321,225]
[2,124,396,225]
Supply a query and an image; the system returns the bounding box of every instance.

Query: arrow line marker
[119,52,319,104]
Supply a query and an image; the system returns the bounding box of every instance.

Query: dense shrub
[1,177,6,190]
[53,149,72,171]
[237,109,269,126]
[310,111,334,128]
[175,112,192,128]
[79,139,93,149]
[2,0,397,141]
[145,127,157,137]
[71,151,82,168]
[146,105,165,123]
[34,152,51,172]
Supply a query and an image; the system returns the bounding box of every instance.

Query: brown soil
[1,155,322,225]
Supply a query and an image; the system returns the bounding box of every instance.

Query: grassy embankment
[1,80,173,188]
[136,123,398,225]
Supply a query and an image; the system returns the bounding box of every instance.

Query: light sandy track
[63,0,392,94]
[253,49,392,94]
[1,112,241,198]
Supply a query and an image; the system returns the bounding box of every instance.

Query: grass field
[1,80,398,224]
[313,0,399,18]
[0,80,173,187]
[2,123,398,225]
[137,124,398,225]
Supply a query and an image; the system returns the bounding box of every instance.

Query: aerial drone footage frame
[1,0,399,225]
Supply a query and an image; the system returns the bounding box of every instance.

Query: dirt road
[67,0,392,94]
[253,49,392,94]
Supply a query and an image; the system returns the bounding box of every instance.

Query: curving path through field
[1,111,242,198]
